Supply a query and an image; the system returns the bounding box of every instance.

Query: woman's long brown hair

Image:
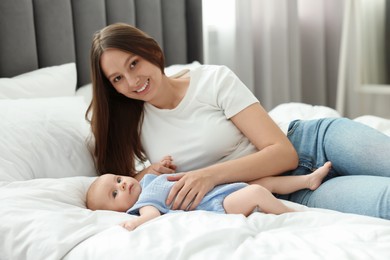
[86,23,165,176]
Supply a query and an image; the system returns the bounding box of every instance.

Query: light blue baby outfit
[126,174,247,215]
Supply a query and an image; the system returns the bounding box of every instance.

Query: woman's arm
[166,103,298,210]
[121,206,161,231]
[216,103,298,183]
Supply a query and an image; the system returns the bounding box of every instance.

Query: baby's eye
[112,190,118,198]
[116,177,122,183]
[130,60,138,69]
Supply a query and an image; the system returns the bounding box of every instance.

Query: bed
[1,1,390,259]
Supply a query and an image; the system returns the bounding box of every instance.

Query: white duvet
[1,99,390,260]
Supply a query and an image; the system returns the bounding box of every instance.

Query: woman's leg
[296,175,390,218]
[285,118,390,219]
[323,118,390,177]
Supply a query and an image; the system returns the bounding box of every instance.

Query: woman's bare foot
[308,161,332,190]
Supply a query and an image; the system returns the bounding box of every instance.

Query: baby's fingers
[161,159,177,171]
[152,164,175,174]
[120,221,136,231]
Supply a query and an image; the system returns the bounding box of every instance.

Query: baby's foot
[308,161,332,190]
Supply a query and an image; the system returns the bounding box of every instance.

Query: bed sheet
[66,210,390,260]
[1,176,390,260]
[1,102,390,260]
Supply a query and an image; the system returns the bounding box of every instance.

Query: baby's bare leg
[250,162,332,194]
[306,161,332,190]
[223,185,296,216]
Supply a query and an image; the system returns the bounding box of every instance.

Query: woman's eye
[112,190,118,198]
[113,76,121,83]
[130,60,138,69]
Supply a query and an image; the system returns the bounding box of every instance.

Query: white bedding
[1,101,390,260]
[2,177,390,260]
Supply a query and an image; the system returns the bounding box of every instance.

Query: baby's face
[89,174,141,212]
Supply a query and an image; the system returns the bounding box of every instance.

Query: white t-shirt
[141,65,259,172]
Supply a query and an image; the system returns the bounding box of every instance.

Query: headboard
[0,0,203,88]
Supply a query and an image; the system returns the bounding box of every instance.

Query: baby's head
[86,173,141,212]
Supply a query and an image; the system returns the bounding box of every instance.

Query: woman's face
[100,48,163,102]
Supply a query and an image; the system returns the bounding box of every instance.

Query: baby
[86,160,332,231]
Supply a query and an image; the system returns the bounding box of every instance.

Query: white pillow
[0,96,97,182]
[0,63,77,99]
[354,115,390,136]
[76,83,93,104]
[269,102,341,134]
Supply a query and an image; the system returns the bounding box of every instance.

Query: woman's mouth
[135,79,150,93]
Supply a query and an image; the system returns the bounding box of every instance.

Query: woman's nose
[125,74,139,87]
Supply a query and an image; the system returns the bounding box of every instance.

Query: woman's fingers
[179,189,198,210]
[188,192,205,211]
[180,184,209,210]
[166,173,212,210]
[166,173,184,182]
[166,170,216,210]
[166,176,185,206]
[171,184,191,210]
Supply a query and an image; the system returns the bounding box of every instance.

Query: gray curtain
[203,0,344,112]
[386,0,390,84]
[338,0,390,119]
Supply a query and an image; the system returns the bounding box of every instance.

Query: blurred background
[202,0,390,119]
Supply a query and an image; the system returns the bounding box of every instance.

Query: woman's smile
[135,79,150,93]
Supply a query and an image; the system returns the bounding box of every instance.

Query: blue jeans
[277,118,390,219]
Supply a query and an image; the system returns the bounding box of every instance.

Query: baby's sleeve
[126,175,172,215]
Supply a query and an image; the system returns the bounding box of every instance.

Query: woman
[86,23,390,219]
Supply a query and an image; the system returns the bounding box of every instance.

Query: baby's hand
[148,155,177,175]
[120,219,140,231]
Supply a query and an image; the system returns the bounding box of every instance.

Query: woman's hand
[165,170,215,211]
